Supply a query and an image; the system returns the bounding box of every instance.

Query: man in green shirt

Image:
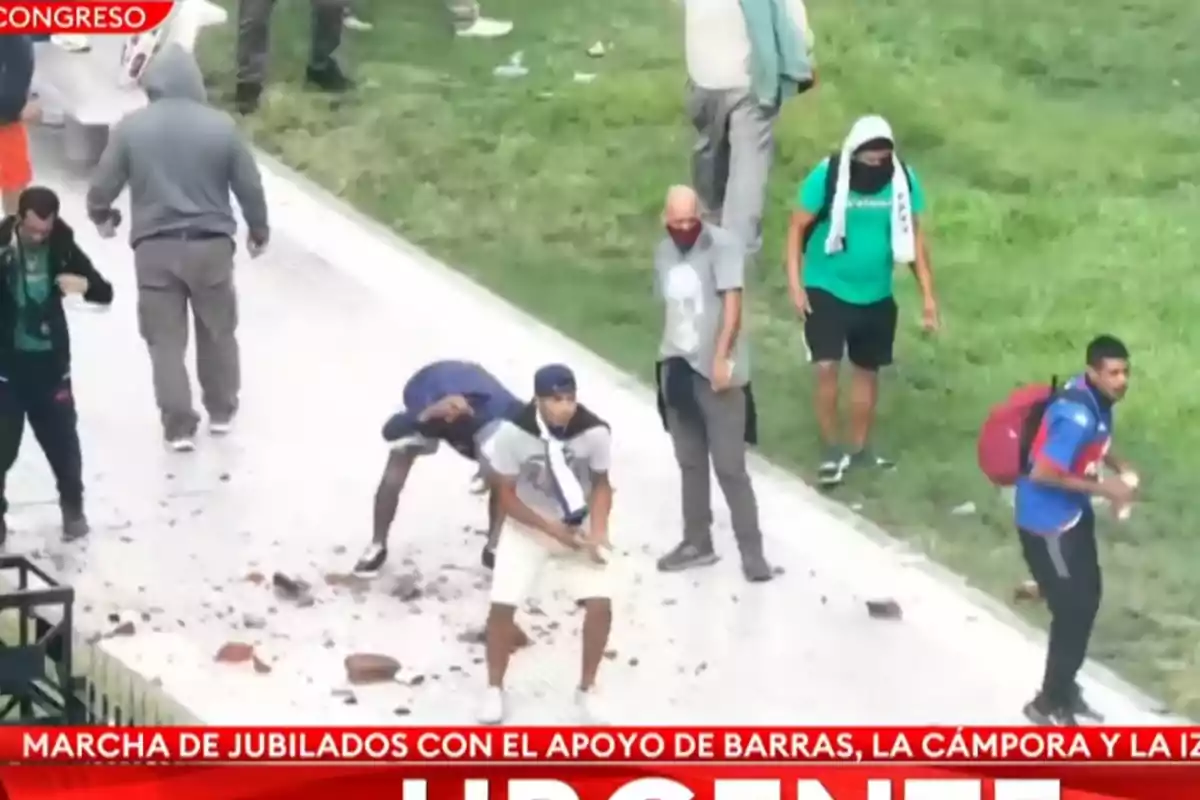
[785,116,940,487]
[0,187,113,544]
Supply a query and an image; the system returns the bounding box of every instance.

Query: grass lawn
[196,0,1200,713]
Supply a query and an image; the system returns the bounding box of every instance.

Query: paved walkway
[5,125,1176,727]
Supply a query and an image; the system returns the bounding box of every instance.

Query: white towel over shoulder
[824,114,916,264]
[535,413,588,526]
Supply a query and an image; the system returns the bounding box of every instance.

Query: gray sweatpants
[665,367,764,556]
[236,0,347,85]
[687,84,777,257]
[134,237,240,440]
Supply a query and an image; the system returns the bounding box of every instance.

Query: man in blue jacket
[354,360,523,576]
[1015,334,1137,726]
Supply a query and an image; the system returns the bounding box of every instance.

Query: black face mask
[848,158,894,195]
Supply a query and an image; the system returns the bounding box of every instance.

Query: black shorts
[803,287,898,370]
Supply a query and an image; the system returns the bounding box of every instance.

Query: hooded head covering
[140,43,207,103]
[824,115,916,264]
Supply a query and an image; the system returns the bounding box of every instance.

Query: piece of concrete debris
[603,649,618,660]
[215,642,256,664]
[272,572,316,607]
[324,572,370,593]
[394,706,412,717]
[950,501,977,516]
[345,653,401,685]
[456,627,486,645]
[1013,580,1042,602]
[866,598,903,620]
[252,656,272,674]
[242,614,268,630]
[493,51,527,78]
[390,573,423,602]
[574,72,597,84]
[586,41,606,57]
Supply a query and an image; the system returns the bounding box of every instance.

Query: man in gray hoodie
[86,45,270,452]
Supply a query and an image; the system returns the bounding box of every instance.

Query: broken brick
[345,653,401,685]
[215,642,255,664]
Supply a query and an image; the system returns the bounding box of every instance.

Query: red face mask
[666,223,702,251]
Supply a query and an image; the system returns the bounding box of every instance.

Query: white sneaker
[167,438,195,453]
[208,417,235,435]
[476,686,505,725]
[575,687,607,724]
[51,35,90,53]
[344,13,373,31]
[456,17,514,38]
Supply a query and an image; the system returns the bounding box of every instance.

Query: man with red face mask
[652,185,773,582]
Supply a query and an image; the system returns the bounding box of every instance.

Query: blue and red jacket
[1014,375,1114,535]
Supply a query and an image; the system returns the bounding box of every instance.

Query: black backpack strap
[801,152,840,250]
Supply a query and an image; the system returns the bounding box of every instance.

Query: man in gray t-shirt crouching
[476,364,615,725]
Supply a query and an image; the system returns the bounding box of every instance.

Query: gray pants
[687,84,777,257]
[236,0,346,85]
[666,369,763,555]
[134,237,241,439]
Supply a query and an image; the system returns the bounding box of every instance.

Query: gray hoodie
[87,44,269,247]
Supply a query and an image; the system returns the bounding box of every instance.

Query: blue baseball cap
[533,364,577,398]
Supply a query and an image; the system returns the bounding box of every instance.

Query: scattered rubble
[345,653,401,685]
[866,599,903,620]
[1013,581,1041,602]
[272,572,316,607]
[389,574,423,602]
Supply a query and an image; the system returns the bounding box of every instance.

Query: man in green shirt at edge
[784,115,940,487]
[0,187,114,544]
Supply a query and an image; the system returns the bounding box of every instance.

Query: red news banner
[1,726,1199,800]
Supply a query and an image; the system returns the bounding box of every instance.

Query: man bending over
[354,359,522,575]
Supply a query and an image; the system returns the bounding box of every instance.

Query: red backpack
[977,377,1062,486]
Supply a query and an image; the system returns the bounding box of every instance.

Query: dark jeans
[1019,508,1101,707]
[0,353,84,516]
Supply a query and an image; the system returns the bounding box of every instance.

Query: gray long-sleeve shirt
[87,44,268,247]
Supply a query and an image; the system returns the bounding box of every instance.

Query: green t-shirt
[10,244,54,352]
[796,158,926,305]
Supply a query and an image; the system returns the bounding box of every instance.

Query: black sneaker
[481,545,495,570]
[741,551,774,582]
[62,507,90,542]
[848,447,895,471]
[234,82,262,114]
[353,543,388,575]
[305,63,354,93]
[656,542,719,573]
[1068,685,1105,722]
[816,448,849,487]
[1022,694,1078,726]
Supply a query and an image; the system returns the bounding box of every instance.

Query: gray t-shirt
[654,223,750,386]
[479,420,612,521]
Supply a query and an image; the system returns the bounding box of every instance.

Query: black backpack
[800,153,917,251]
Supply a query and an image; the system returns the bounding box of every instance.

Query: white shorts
[489,521,617,607]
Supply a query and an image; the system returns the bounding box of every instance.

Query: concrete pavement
[3,124,1177,726]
